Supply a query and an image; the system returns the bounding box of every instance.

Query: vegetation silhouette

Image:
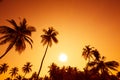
[82,45,94,62]
[0,52,119,80]
[83,46,119,80]
[22,62,32,78]
[37,27,58,79]
[0,63,9,74]
[9,67,19,78]
[0,19,119,80]
[0,18,36,59]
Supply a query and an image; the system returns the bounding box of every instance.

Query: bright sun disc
[59,53,67,62]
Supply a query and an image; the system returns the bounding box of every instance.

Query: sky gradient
[0,0,120,79]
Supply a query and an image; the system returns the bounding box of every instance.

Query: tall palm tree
[22,62,32,77]
[0,63,9,74]
[37,27,58,78]
[0,18,36,59]
[82,45,94,62]
[9,67,19,78]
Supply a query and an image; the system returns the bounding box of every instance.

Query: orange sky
[0,0,120,79]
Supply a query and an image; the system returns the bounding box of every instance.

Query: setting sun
[59,53,68,62]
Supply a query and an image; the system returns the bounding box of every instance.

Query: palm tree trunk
[37,42,49,79]
[0,42,15,59]
[23,73,27,79]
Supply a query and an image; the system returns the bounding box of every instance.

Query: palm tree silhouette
[48,63,60,80]
[37,27,58,78]
[9,67,19,78]
[82,45,94,62]
[22,62,32,77]
[0,18,36,59]
[0,63,9,74]
[88,54,119,75]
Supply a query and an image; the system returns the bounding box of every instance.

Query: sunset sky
[0,0,120,79]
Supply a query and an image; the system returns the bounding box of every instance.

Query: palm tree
[82,45,94,62]
[37,27,58,78]
[48,63,60,80]
[9,67,19,78]
[0,63,9,74]
[22,62,32,77]
[0,18,36,59]
[88,55,119,76]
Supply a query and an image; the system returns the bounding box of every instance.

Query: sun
[59,53,68,62]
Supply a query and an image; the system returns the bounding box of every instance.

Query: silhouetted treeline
[1,62,120,80]
[0,45,119,80]
[0,18,120,80]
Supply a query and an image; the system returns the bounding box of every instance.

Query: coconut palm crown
[0,18,36,59]
[41,27,58,46]
[0,63,9,74]
[9,67,19,78]
[22,62,32,77]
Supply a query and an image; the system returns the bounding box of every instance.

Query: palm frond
[0,35,12,45]
[52,36,58,43]
[6,19,18,30]
[41,35,49,46]
[52,32,58,36]
[48,40,52,47]
[27,26,36,32]
[0,26,15,34]
[105,61,119,71]
[92,49,100,61]
[9,67,19,77]
[0,40,16,59]
[0,35,10,40]
[87,61,97,67]
[15,38,26,53]
[24,36,33,48]
[43,29,48,34]
[20,18,27,29]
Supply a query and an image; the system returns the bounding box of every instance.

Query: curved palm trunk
[37,42,49,79]
[0,42,15,59]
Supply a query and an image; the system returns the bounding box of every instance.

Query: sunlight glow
[59,53,68,62]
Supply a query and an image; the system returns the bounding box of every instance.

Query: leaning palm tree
[9,67,19,78]
[22,62,32,77]
[37,27,58,78]
[0,18,36,59]
[0,63,9,74]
